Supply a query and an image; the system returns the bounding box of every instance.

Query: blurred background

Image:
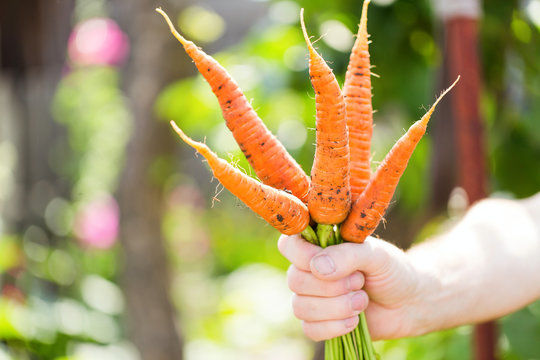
[1,0,539,359]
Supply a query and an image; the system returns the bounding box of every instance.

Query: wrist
[401,246,447,337]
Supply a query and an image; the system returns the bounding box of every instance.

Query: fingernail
[351,291,367,311]
[348,272,364,291]
[312,255,335,275]
[344,316,358,329]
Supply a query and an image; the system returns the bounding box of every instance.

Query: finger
[302,316,360,342]
[292,290,369,322]
[278,233,322,271]
[287,265,365,297]
[309,236,398,281]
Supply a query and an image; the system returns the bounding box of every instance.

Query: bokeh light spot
[511,15,532,43]
[210,123,239,154]
[68,18,129,66]
[179,6,225,43]
[84,311,120,343]
[283,45,308,71]
[55,299,85,335]
[277,119,307,150]
[320,20,354,52]
[268,1,300,24]
[229,64,260,91]
[81,275,124,315]
[44,198,74,237]
[409,30,435,58]
[527,0,540,28]
[74,194,119,249]
[372,0,397,6]
[48,250,77,286]
[23,226,49,263]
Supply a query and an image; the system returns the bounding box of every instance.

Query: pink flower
[75,195,119,249]
[68,18,129,66]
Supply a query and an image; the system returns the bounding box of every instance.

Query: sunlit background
[1,0,540,359]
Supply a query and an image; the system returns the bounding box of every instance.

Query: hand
[278,234,424,341]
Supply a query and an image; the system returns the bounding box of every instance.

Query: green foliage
[52,66,132,203]
[3,0,540,358]
[1,62,130,358]
[502,302,540,359]
[376,327,471,359]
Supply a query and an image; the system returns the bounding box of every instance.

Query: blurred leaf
[155,78,222,134]
[0,236,22,272]
[492,125,540,198]
[502,305,540,359]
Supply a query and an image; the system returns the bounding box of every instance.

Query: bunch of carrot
[157,2,458,359]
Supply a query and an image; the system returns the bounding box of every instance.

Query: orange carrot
[170,121,310,235]
[340,77,460,243]
[156,8,310,203]
[344,0,373,200]
[301,9,351,225]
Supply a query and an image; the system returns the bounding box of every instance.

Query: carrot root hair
[156,8,190,47]
[157,8,311,203]
[301,9,352,225]
[340,77,460,243]
[170,121,310,235]
[344,0,374,200]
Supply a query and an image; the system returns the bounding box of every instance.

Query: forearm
[405,195,540,336]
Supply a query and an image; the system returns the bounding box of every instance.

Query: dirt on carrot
[344,0,373,200]
[170,121,310,235]
[156,8,310,203]
[161,3,458,359]
[301,9,351,225]
[340,77,460,243]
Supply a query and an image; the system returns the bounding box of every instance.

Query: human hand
[278,234,426,341]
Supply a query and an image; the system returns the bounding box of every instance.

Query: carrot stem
[315,226,377,360]
[301,225,319,246]
[359,312,375,359]
[343,332,358,359]
[317,224,335,248]
[325,338,332,359]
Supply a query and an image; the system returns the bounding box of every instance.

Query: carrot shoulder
[170,121,310,235]
[340,77,460,243]
[344,0,373,200]
[301,9,351,225]
[156,8,310,203]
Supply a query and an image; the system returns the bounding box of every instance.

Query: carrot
[340,77,460,243]
[344,0,373,200]
[156,8,310,203]
[301,9,351,225]
[169,121,310,235]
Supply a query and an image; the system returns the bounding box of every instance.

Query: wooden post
[446,17,494,360]
[110,1,187,359]
[433,0,495,359]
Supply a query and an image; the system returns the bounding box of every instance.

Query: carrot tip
[170,120,189,143]
[170,120,208,155]
[359,0,371,34]
[420,75,460,126]
[156,8,189,47]
[299,8,315,54]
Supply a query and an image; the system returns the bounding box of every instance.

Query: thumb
[309,237,398,281]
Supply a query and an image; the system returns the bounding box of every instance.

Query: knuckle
[329,243,361,274]
[302,322,324,342]
[287,266,302,293]
[277,234,289,256]
[291,294,306,319]
[347,271,365,291]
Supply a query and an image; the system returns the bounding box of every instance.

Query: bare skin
[278,193,540,341]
